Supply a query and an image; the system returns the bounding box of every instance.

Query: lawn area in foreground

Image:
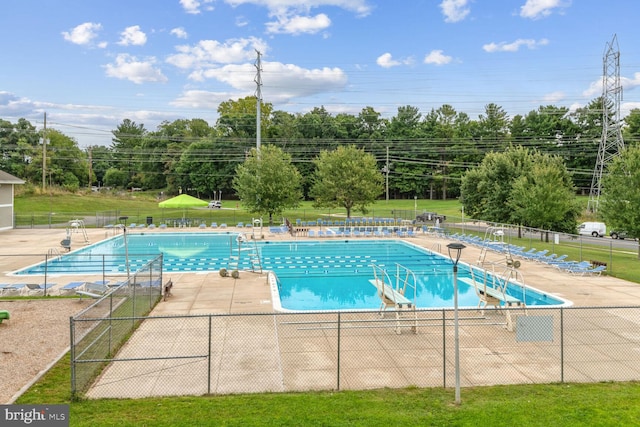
[15,353,640,427]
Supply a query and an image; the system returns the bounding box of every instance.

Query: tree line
[2,96,640,201]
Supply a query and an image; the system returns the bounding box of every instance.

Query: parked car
[208,200,221,209]
[610,229,635,240]
[578,221,606,237]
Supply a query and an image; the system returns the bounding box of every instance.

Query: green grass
[15,356,640,427]
[15,191,462,227]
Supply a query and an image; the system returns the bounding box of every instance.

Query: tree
[600,145,640,256]
[509,157,580,234]
[310,145,383,218]
[175,140,233,198]
[233,145,303,224]
[460,146,532,223]
[460,146,578,233]
[26,129,88,189]
[103,167,128,188]
[478,103,509,143]
[623,108,640,145]
[217,96,272,138]
[111,119,147,186]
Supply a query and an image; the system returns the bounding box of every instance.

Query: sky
[2,0,640,147]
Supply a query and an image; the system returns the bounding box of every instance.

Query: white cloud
[376,53,414,68]
[622,72,640,92]
[118,25,147,46]
[439,0,470,23]
[424,50,452,65]
[224,0,372,17]
[180,0,214,14]
[188,61,347,102]
[266,13,331,35]
[483,38,549,53]
[166,37,268,69]
[225,0,370,34]
[376,53,400,68]
[62,22,105,47]
[542,91,565,103]
[520,0,569,19]
[0,91,38,117]
[104,54,168,84]
[236,16,249,27]
[171,90,241,109]
[170,27,188,39]
[583,72,640,97]
[622,102,640,119]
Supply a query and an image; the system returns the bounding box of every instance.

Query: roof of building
[0,170,25,185]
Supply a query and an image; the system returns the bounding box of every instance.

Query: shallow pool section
[14,233,566,311]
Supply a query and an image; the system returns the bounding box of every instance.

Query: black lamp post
[119,216,130,279]
[447,242,466,404]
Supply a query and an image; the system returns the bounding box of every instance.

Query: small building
[0,170,25,231]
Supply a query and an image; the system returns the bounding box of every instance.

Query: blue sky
[2,0,640,147]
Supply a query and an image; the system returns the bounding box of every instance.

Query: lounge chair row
[307,227,418,238]
[448,233,606,276]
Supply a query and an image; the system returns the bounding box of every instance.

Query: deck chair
[58,281,85,295]
[0,310,9,324]
[0,284,25,296]
[23,283,49,296]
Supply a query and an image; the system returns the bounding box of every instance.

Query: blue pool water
[15,232,565,310]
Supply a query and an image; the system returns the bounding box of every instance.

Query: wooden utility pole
[42,112,47,191]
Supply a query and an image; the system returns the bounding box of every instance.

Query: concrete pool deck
[3,226,640,398]
[2,226,640,308]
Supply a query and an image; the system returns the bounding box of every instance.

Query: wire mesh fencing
[71,305,640,399]
[70,255,163,397]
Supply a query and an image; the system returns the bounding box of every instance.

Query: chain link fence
[70,255,163,397]
[71,305,640,399]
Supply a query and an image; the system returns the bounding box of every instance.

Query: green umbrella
[158,194,208,219]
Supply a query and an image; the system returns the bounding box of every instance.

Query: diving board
[370,263,417,334]
[460,268,527,332]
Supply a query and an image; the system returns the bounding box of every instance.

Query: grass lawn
[14,191,463,226]
[15,353,640,426]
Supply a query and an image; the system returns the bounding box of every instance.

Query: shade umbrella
[158,194,208,219]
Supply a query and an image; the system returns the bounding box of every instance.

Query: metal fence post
[442,308,447,388]
[70,316,76,397]
[560,308,564,383]
[337,312,341,391]
[208,315,212,395]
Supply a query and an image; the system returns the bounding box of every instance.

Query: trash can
[146,216,153,225]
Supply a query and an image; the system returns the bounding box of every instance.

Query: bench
[60,238,71,251]
[0,310,9,324]
[163,279,173,301]
[76,283,108,299]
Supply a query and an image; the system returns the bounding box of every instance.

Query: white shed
[0,170,25,231]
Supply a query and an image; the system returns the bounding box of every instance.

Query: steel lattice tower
[587,35,625,213]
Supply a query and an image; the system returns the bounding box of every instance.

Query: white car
[208,201,221,209]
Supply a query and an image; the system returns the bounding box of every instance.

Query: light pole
[119,216,130,279]
[447,242,466,405]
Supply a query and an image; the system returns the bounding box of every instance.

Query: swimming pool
[14,232,566,310]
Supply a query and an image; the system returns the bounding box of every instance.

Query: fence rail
[71,305,640,399]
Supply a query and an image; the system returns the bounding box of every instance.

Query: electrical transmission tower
[587,34,625,213]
